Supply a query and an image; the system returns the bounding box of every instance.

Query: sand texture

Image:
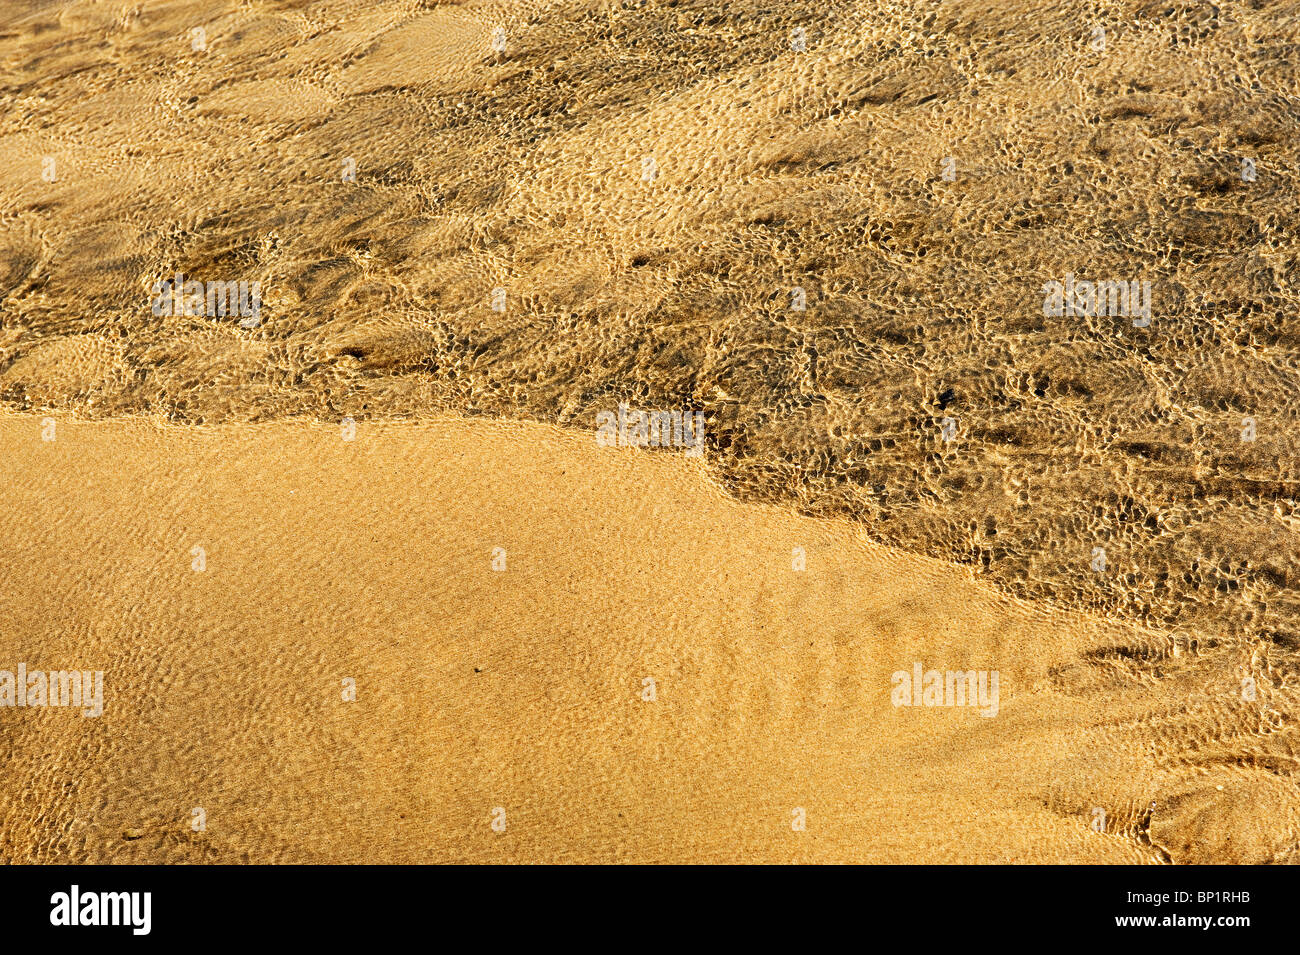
[0,0,1298,862]
[2,413,1295,864]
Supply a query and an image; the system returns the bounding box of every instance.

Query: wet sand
[3,413,1291,863]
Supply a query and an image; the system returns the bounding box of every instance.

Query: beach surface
[3,413,1292,863]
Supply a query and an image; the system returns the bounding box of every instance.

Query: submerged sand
[3,0,1299,682]
[2,413,1294,863]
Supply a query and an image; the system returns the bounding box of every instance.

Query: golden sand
[2,0,1298,663]
[1,0,1298,863]
[1,413,1294,863]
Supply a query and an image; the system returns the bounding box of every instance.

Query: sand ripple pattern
[2,415,1295,863]
[0,0,1299,861]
